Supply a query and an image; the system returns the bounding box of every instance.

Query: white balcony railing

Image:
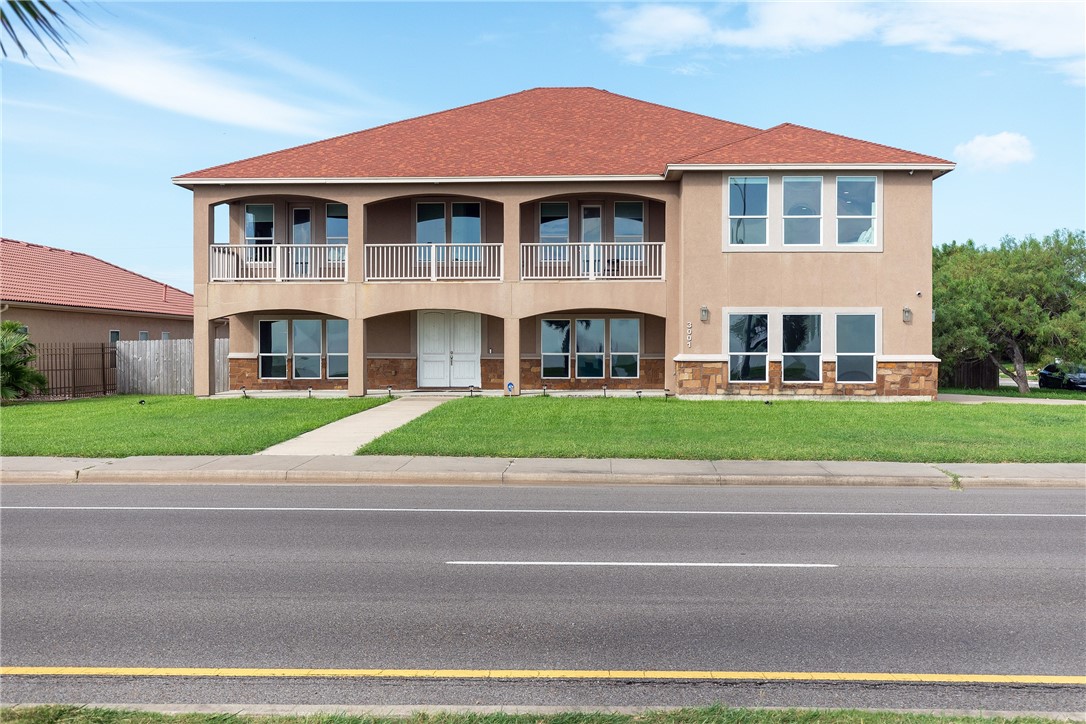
[364,243,503,281]
[209,244,347,282]
[520,242,664,280]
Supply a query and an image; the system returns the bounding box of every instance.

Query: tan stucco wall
[1,304,195,345]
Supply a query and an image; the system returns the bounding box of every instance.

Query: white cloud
[10,27,350,136]
[602,1,1085,83]
[953,132,1035,169]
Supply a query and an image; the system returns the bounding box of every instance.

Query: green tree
[1,320,48,401]
[933,229,1086,393]
[1,0,81,59]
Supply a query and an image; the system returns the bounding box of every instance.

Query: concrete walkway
[257,396,452,455]
[1,455,1082,487]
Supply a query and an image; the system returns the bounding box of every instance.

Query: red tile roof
[176,88,950,181]
[678,123,953,166]
[0,238,193,317]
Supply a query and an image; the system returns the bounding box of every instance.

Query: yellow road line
[1,666,1083,685]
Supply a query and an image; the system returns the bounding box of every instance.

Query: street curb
[1,469,1082,488]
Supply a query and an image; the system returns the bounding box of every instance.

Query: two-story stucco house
[173,88,953,399]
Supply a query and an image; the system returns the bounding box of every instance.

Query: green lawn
[941,386,1086,400]
[0,705,1063,724]
[358,397,1085,463]
[0,395,388,457]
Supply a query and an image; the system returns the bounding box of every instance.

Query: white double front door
[417,310,481,388]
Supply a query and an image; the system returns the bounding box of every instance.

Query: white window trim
[108,330,120,345]
[258,318,289,380]
[782,176,824,247]
[138,331,150,341]
[727,312,769,383]
[727,176,769,247]
[835,176,878,248]
[723,173,883,253]
[609,317,641,379]
[540,318,572,380]
[722,307,883,384]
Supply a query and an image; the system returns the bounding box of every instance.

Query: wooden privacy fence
[116,338,229,395]
[32,342,117,399]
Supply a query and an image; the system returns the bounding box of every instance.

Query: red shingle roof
[0,238,193,317]
[679,123,952,166]
[176,88,951,181]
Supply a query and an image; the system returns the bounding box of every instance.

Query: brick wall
[229,358,348,391]
[519,357,665,390]
[675,360,937,398]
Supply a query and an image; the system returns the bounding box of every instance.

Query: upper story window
[417,201,482,260]
[783,177,822,246]
[245,204,274,244]
[837,176,876,246]
[540,202,569,261]
[728,177,768,245]
[326,203,348,244]
[725,174,880,252]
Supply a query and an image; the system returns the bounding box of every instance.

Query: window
[836,314,875,382]
[292,208,312,244]
[541,319,571,378]
[292,320,322,379]
[245,204,274,244]
[416,202,445,261]
[138,331,149,341]
[161,332,170,340]
[326,203,348,243]
[610,318,639,378]
[259,320,288,378]
[575,318,605,378]
[327,319,348,378]
[417,201,481,261]
[614,201,644,261]
[837,176,876,245]
[540,202,569,261]
[729,177,768,245]
[451,202,481,260]
[729,314,768,382]
[109,330,120,345]
[15,325,29,335]
[782,314,821,381]
[783,177,822,245]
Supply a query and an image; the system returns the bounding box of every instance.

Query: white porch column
[347,316,367,396]
[503,316,520,395]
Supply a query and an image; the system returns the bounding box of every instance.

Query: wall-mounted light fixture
[699,306,710,322]
[902,307,913,324]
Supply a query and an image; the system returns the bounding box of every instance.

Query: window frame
[258,319,289,380]
[138,331,150,341]
[781,313,823,383]
[108,330,120,345]
[326,319,349,379]
[836,176,878,247]
[728,176,769,246]
[539,201,570,262]
[291,319,323,380]
[574,318,606,379]
[835,313,877,383]
[782,176,823,246]
[244,204,274,245]
[728,313,769,383]
[609,317,640,379]
[540,318,572,379]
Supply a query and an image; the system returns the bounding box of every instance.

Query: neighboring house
[173,88,953,399]
[0,238,195,344]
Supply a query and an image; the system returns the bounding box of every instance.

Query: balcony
[520,242,664,280]
[210,244,347,282]
[364,243,503,281]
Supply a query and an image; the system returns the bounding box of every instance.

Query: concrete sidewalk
[258,396,452,455]
[1,455,1082,487]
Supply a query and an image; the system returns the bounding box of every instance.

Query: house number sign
[686,321,693,348]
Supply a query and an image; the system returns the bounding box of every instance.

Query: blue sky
[3,1,1083,292]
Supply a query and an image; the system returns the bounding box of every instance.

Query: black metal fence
[31,343,117,399]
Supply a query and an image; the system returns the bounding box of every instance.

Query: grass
[358,397,1085,463]
[0,705,1067,724]
[0,395,388,457]
[941,386,1086,400]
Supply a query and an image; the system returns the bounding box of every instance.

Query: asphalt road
[2,483,1084,712]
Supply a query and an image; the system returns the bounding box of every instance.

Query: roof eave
[172,174,668,187]
[666,162,956,179]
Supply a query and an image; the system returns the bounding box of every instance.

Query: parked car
[1038,362,1086,391]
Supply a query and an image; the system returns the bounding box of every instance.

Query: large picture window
[729,314,768,382]
[728,177,768,245]
[259,319,347,380]
[541,319,571,378]
[783,177,822,245]
[837,176,876,245]
[575,318,605,378]
[782,314,822,382]
[836,314,876,382]
[610,318,640,378]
